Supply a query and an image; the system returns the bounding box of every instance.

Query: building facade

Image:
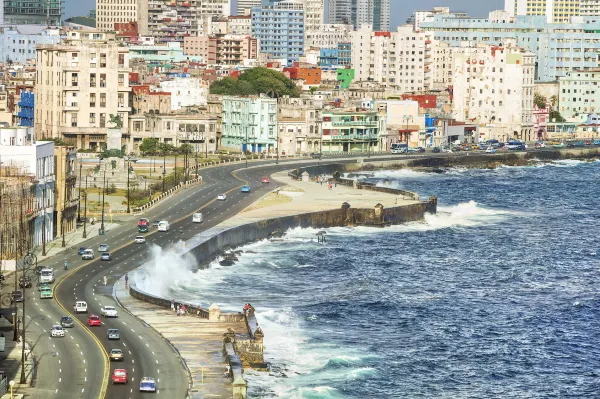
[504,0,580,23]
[451,43,536,142]
[221,95,277,153]
[2,0,63,25]
[252,0,305,66]
[96,0,148,34]
[558,69,600,119]
[305,24,352,50]
[237,0,260,16]
[321,109,385,152]
[53,145,78,238]
[328,0,389,31]
[278,96,322,154]
[420,11,600,82]
[0,28,61,64]
[159,78,209,110]
[184,34,258,65]
[35,31,132,149]
[129,42,203,63]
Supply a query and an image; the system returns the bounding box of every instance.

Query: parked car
[241,185,251,193]
[432,147,441,153]
[100,252,112,261]
[485,146,497,154]
[567,141,586,148]
[261,176,270,183]
[87,315,101,327]
[416,147,426,153]
[552,142,565,148]
[310,153,322,159]
[535,141,546,148]
[98,244,109,252]
[60,316,74,328]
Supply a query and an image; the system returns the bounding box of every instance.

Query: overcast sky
[65,0,504,29]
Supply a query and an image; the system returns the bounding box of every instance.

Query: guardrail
[129,282,210,318]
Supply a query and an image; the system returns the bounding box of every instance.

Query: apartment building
[350,25,435,93]
[420,10,600,81]
[0,27,61,64]
[159,78,209,110]
[504,0,580,23]
[53,145,78,238]
[35,31,132,150]
[278,96,323,154]
[305,24,352,50]
[580,0,600,16]
[328,0,389,31]
[451,43,536,142]
[237,0,260,16]
[221,95,277,153]
[321,109,385,153]
[184,34,258,65]
[558,69,600,118]
[2,0,63,25]
[406,7,468,32]
[252,0,305,66]
[228,16,252,35]
[96,0,148,34]
[304,0,325,33]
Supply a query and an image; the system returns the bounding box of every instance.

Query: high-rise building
[252,0,304,66]
[304,0,325,32]
[580,0,600,15]
[2,0,63,25]
[504,0,580,23]
[237,0,260,15]
[35,31,132,149]
[96,0,148,34]
[328,0,388,31]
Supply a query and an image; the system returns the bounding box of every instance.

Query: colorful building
[336,68,354,89]
[221,95,278,153]
[321,110,385,153]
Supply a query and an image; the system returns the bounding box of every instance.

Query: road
[21,149,556,398]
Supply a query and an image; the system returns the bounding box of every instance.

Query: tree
[549,110,565,123]
[209,67,300,98]
[139,138,159,156]
[177,143,193,155]
[534,93,547,109]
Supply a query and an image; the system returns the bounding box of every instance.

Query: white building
[305,24,352,50]
[221,95,278,153]
[504,0,580,23]
[451,43,536,142]
[304,0,325,33]
[351,24,435,92]
[159,78,209,110]
[0,127,55,250]
[558,69,600,119]
[0,27,61,64]
[96,0,148,34]
[237,0,260,16]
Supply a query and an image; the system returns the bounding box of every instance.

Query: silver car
[98,244,109,252]
[107,328,120,340]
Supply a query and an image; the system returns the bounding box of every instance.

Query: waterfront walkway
[114,277,248,399]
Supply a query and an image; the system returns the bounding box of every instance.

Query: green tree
[209,67,300,98]
[549,110,565,122]
[139,138,159,156]
[177,143,193,155]
[534,93,547,109]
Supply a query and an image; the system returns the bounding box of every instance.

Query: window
[100,74,106,87]
[100,53,107,68]
[118,53,125,66]
[90,73,96,87]
[90,93,96,107]
[90,113,96,123]
[71,73,78,87]
[100,93,106,107]
[71,112,78,127]
[118,74,124,86]
[133,121,143,131]
[118,93,124,107]
[100,113,106,128]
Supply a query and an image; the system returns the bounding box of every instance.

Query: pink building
[533,103,550,140]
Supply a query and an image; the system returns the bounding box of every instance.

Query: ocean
[137,159,600,398]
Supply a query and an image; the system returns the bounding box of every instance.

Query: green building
[336,69,355,89]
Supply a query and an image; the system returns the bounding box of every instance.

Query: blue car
[100,252,112,261]
[139,377,156,392]
[241,185,251,193]
[594,140,600,146]
[78,247,87,255]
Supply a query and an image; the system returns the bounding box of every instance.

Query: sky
[64,0,504,28]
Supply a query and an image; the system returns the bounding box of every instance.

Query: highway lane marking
[59,378,61,382]
[59,369,62,373]
[55,389,58,393]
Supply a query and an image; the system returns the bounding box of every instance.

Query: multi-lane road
[18,149,559,398]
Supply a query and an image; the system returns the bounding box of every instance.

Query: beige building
[278,96,323,154]
[35,31,132,150]
[184,35,258,65]
[96,0,148,34]
[53,145,78,237]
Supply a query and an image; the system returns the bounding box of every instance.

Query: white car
[217,194,227,201]
[135,236,145,244]
[98,244,109,252]
[82,249,94,260]
[139,377,157,392]
[51,325,65,337]
[485,146,496,154]
[100,305,118,318]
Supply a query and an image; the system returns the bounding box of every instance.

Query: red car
[261,176,270,183]
[112,368,128,384]
[88,315,101,327]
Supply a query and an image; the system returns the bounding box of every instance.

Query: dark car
[567,141,586,148]
[416,147,426,153]
[152,220,160,228]
[432,147,441,153]
[11,291,23,303]
[310,152,322,159]
[78,247,87,255]
[60,316,74,328]
[19,276,32,288]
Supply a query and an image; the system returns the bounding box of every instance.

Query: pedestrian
[328,182,332,190]
[125,273,129,289]
[176,304,180,316]
[320,176,323,185]
[334,181,337,188]
[171,298,175,312]
[197,304,201,316]
[181,304,186,316]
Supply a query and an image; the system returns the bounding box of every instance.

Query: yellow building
[505,0,580,23]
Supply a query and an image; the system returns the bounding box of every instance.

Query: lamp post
[125,156,131,214]
[162,149,166,193]
[77,160,82,222]
[20,251,36,384]
[100,168,106,235]
[403,115,414,149]
[276,127,280,165]
[174,152,178,187]
[245,126,249,168]
[41,184,46,257]
[82,173,88,238]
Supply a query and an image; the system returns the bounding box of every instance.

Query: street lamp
[245,126,249,168]
[41,185,46,257]
[82,173,88,238]
[162,148,166,193]
[124,156,132,214]
[20,250,36,384]
[77,160,82,222]
[100,168,106,235]
[403,115,414,148]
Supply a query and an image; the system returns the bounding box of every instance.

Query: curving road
[23,149,555,397]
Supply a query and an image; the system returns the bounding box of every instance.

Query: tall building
[304,0,325,32]
[580,0,600,15]
[504,0,580,23]
[96,0,148,34]
[0,27,60,64]
[252,0,304,66]
[305,23,352,50]
[237,0,260,15]
[184,34,259,65]
[558,69,600,118]
[221,94,278,153]
[35,31,132,149]
[328,0,389,31]
[53,145,78,238]
[406,7,468,32]
[2,0,63,25]
[420,10,600,81]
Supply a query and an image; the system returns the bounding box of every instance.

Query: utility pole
[77,160,82,222]
[82,174,88,238]
[125,157,131,214]
[100,168,106,234]
[41,184,46,256]
[245,126,248,168]
[276,127,279,165]
[12,233,17,341]
[162,149,166,193]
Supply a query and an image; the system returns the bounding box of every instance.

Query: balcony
[331,120,378,127]
[64,104,79,111]
[324,134,378,141]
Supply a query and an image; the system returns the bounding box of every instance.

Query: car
[432,147,441,153]
[107,328,120,340]
[157,221,170,232]
[19,276,32,288]
[507,141,526,150]
[82,249,94,260]
[98,244,109,252]
[442,147,453,153]
[192,213,203,223]
[109,349,124,361]
[60,316,74,328]
[100,252,112,261]
[152,220,160,228]
[112,369,128,384]
[38,283,50,291]
[135,236,146,244]
[217,194,227,201]
[485,146,496,154]
[416,147,426,153]
[594,139,600,146]
[462,145,472,151]
[535,141,546,148]
[101,306,118,318]
[567,141,585,148]
[310,152,322,159]
[11,291,23,303]
[87,315,101,327]
[78,247,87,255]
[471,144,479,150]
[241,185,251,193]
[74,301,88,313]
[261,176,270,183]
[552,142,565,148]
[40,287,53,299]
[585,140,592,145]
[51,325,65,337]
[139,377,157,393]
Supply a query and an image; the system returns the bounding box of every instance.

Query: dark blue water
[170,159,600,398]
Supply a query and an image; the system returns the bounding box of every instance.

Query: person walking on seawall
[125,273,129,289]
[176,304,180,316]
[171,298,175,312]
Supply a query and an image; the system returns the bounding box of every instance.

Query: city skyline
[63,0,503,29]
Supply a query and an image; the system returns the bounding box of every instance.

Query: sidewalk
[114,277,245,399]
[0,317,34,398]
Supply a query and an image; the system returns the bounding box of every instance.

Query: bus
[391,143,407,154]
